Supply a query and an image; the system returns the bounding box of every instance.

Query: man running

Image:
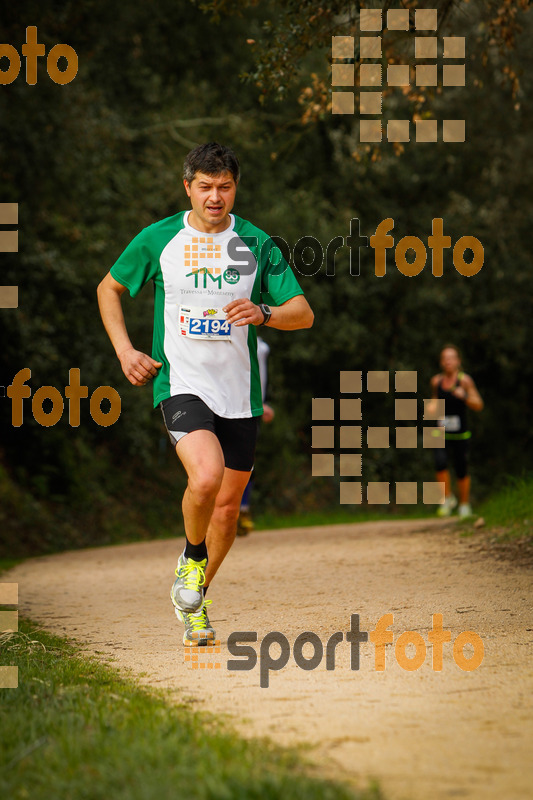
[428,344,483,518]
[97,142,313,647]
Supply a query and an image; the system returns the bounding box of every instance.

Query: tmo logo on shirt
[186,266,241,289]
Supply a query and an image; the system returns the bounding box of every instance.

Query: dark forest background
[1,1,531,556]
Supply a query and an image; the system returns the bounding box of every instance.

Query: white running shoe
[458,503,473,518]
[176,599,216,647]
[437,494,458,517]
[170,552,206,613]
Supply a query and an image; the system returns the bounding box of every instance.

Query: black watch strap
[259,303,272,326]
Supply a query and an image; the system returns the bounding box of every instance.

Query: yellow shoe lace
[175,558,206,590]
[189,599,212,631]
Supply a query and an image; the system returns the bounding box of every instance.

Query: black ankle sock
[184,538,208,562]
[203,585,209,596]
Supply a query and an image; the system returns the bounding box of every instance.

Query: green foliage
[1,0,532,556]
[475,474,533,539]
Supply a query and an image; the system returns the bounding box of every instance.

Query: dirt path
[7,519,533,800]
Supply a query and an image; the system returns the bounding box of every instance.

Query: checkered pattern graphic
[312,371,445,505]
[331,8,466,143]
[184,236,222,277]
[183,640,222,670]
[0,583,19,688]
[0,202,19,308]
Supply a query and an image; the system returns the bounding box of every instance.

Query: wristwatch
[259,303,272,326]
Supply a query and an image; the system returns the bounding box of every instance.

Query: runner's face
[440,348,461,374]
[184,171,237,233]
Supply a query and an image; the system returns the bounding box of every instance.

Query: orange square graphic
[360,37,381,58]
[340,371,362,393]
[340,398,362,420]
[415,119,438,142]
[396,427,418,449]
[312,426,335,448]
[0,286,19,308]
[340,426,362,448]
[415,9,437,30]
[395,399,418,420]
[312,398,334,420]
[340,454,362,477]
[359,120,382,142]
[367,371,389,392]
[396,482,418,504]
[423,398,445,419]
[332,36,354,59]
[0,203,18,224]
[423,426,445,448]
[332,92,355,114]
[360,64,382,87]
[395,371,417,393]
[415,37,437,59]
[443,120,465,142]
[332,64,354,86]
[416,64,438,86]
[443,65,465,86]
[443,37,465,58]
[360,92,382,115]
[387,120,410,142]
[423,481,445,504]
[360,9,382,31]
[340,482,362,504]
[312,454,334,477]
[367,482,389,504]
[0,583,18,604]
[387,9,409,30]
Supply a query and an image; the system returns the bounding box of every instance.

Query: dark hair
[183,142,240,184]
[440,343,462,360]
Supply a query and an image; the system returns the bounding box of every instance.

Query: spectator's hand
[262,403,275,423]
[223,298,264,327]
[118,347,162,386]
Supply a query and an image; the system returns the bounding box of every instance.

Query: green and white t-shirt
[110,211,303,418]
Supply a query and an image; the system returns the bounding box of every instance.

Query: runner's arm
[223,295,314,330]
[97,272,162,387]
[458,374,484,412]
[425,375,441,418]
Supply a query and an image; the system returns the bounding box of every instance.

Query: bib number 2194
[179,305,231,340]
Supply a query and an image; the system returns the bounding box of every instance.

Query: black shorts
[434,438,470,479]
[160,394,259,472]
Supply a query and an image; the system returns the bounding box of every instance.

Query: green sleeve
[260,236,304,306]
[110,227,158,298]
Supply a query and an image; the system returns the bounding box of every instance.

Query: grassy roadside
[254,505,430,531]
[0,619,381,800]
[474,474,533,539]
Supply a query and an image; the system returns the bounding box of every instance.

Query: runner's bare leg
[175,430,225,545]
[204,467,252,586]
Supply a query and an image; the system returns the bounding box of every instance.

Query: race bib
[179,305,231,340]
[443,415,461,432]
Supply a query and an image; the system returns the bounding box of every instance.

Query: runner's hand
[117,347,162,386]
[223,298,264,327]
